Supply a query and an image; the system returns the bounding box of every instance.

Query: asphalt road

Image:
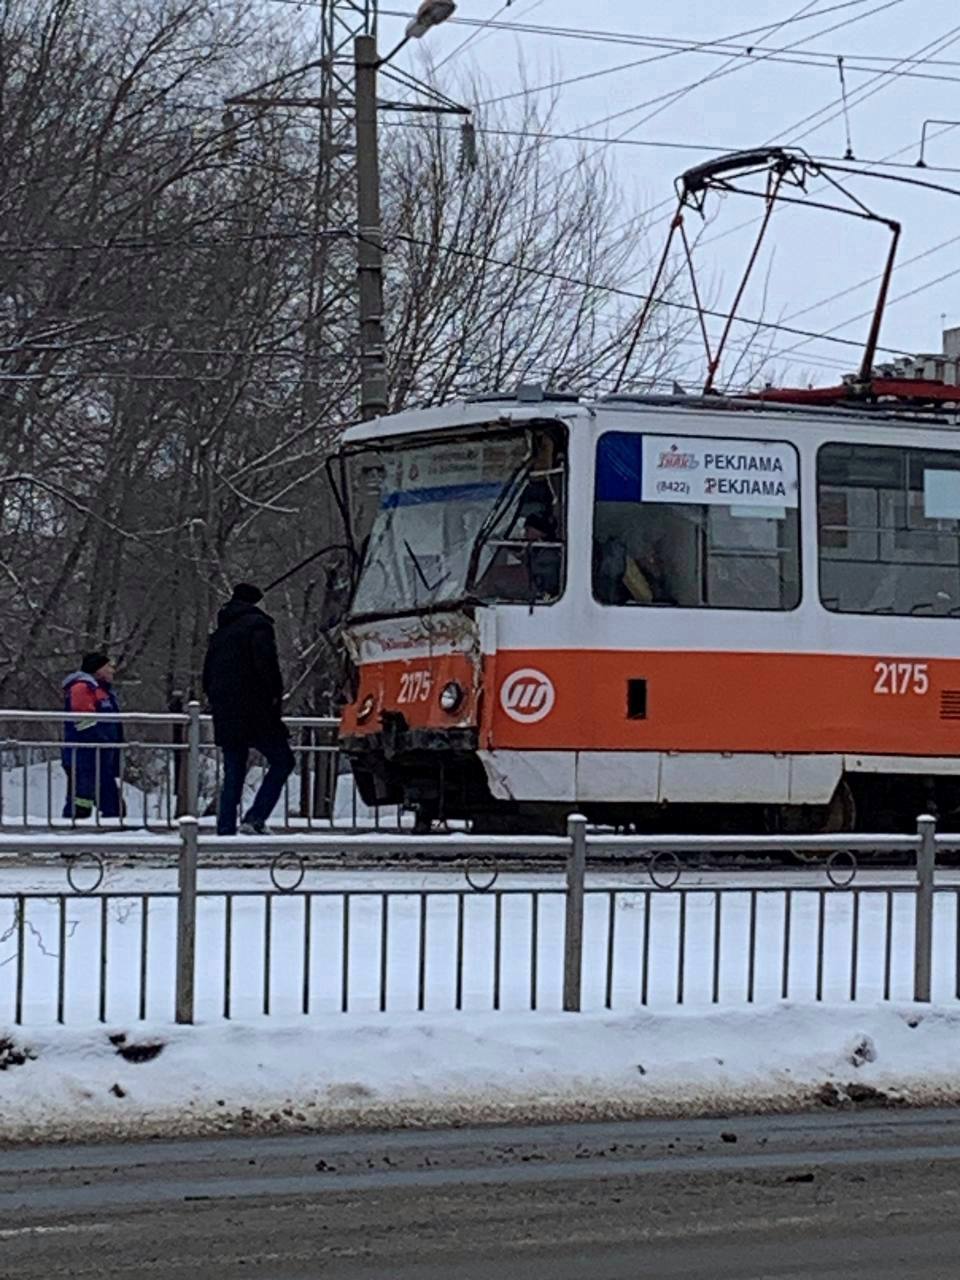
[3,1110,960,1278]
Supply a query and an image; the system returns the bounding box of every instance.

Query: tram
[335,149,960,833]
[336,384,960,832]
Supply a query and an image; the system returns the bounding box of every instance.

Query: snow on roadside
[2,1003,960,1144]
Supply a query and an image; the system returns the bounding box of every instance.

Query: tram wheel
[765,779,856,836]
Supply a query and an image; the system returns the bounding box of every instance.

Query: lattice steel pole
[355,32,387,420]
[313,1,378,422]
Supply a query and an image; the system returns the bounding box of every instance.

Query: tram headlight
[356,693,377,724]
[439,681,464,713]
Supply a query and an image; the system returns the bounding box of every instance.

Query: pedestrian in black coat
[202,583,295,835]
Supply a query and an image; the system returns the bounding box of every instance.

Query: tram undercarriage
[343,732,960,835]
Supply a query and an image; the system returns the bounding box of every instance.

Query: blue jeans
[62,762,121,819]
[217,735,295,835]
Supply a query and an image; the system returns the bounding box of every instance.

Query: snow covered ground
[3,1002,960,1143]
[3,862,960,1142]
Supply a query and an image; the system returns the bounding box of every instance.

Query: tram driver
[476,509,562,601]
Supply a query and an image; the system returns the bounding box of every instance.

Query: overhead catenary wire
[385,230,916,359]
[429,0,546,73]
[443,0,906,365]
[379,0,887,47]
[467,0,904,276]
[379,116,960,176]
[0,214,927,392]
[781,229,960,322]
[472,15,960,109]
[514,0,902,183]
[683,23,960,248]
[778,21,960,147]
[698,226,960,373]
[385,164,960,384]
[694,119,960,254]
[271,0,949,95]
[9,17,960,394]
[600,26,960,335]
[610,0,929,242]
[535,1,928,287]
[760,262,960,367]
[0,228,352,256]
[108,87,960,178]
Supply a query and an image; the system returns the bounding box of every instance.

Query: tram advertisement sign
[641,435,798,508]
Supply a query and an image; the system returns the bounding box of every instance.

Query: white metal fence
[0,704,395,832]
[0,816,954,1027]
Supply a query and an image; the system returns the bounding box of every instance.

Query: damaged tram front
[338,397,568,830]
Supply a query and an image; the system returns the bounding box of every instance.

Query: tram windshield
[348,425,565,618]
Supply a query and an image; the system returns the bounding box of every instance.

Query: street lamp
[406,1,457,39]
[379,1,456,67]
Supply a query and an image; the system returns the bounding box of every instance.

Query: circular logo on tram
[500,668,556,724]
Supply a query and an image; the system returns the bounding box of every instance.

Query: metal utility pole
[227,1,464,425]
[355,34,387,421]
[354,4,461,419]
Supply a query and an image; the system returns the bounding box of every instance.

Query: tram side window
[818,443,960,616]
[592,432,801,610]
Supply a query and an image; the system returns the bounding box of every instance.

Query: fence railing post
[914,812,936,1003]
[170,692,185,817]
[175,816,198,1024]
[186,700,201,819]
[563,813,587,1012]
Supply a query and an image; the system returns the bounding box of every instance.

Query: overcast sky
[376,0,960,387]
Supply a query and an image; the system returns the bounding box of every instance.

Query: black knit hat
[81,651,111,675]
[231,582,263,604]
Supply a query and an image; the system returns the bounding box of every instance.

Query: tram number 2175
[872,661,929,696]
[398,670,433,703]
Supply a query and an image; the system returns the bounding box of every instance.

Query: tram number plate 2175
[398,669,433,703]
[872,661,929,696]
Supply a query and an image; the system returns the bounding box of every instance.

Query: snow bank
[3,1003,960,1144]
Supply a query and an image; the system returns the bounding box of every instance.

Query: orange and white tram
[336,387,960,833]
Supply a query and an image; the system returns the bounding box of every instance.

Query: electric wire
[387,230,915,358]
[520,0,902,179]
[429,0,546,73]
[473,15,960,109]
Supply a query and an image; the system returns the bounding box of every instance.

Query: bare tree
[0,5,692,711]
[380,77,692,406]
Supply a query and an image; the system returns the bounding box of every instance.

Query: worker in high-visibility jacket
[61,652,123,819]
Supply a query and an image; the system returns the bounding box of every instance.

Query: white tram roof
[340,387,960,447]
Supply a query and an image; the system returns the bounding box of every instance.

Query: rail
[0,703,395,832]
[1,815,957,1027]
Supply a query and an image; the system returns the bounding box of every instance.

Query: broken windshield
[349,430,533,618]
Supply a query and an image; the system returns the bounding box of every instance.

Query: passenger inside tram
[593,500,797,610]
[594,535,678,606]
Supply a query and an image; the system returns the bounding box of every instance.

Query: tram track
[0,844,945,878]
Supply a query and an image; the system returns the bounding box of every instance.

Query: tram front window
[819,443,960,616]
[350,427,565,617]
[592,431,800,610]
